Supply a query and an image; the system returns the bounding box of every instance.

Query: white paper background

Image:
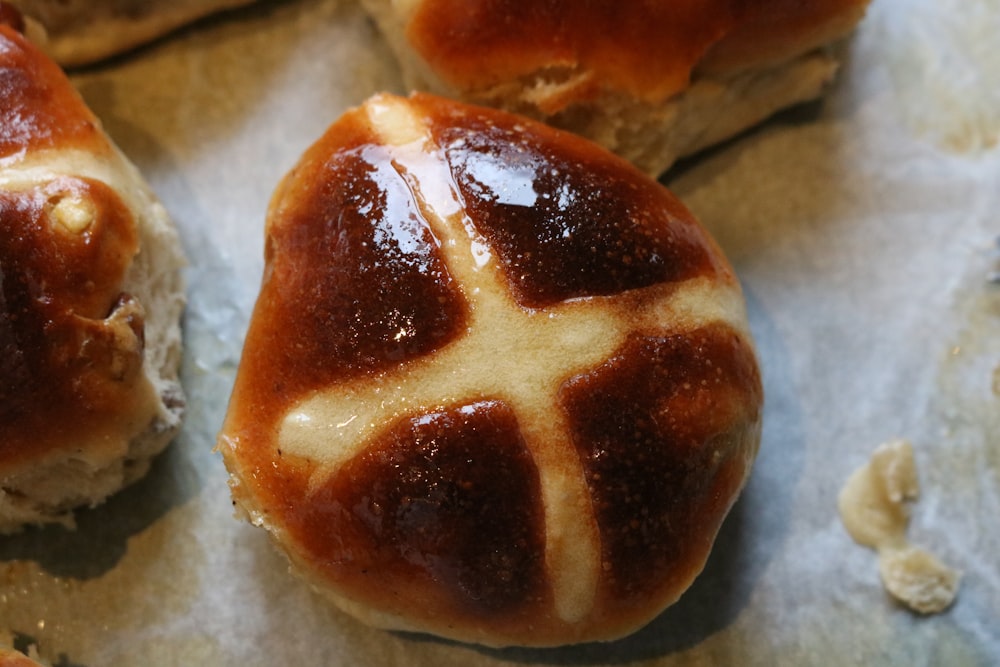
[1,0,998,664]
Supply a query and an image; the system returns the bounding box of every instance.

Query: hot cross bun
[0,16,186,532]
[218,92,763,647]
[361,0,872,175]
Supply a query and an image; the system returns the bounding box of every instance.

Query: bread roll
[0,644,46,667]
[360,0,872,175]
[218,92,763,647]
[7,0,259,67]
[0,651,45,667]
[0,17,186,532]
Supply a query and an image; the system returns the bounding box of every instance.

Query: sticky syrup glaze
[560,324,762,614]
[287,400,551,622]
[0,178,144,467]
[413,93,727,308]
[222,106,475,607]
[405,0,868,106]
[223,94,760,638]
[0,26,106,160]
[406,0,732,104]
[229,105,468,435]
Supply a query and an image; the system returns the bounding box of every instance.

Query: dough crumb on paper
[877,546,961,615]
[838,438,961,614]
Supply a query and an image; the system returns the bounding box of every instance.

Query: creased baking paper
[1,0,998,664]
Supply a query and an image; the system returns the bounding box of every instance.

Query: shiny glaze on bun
[219,92,763,647]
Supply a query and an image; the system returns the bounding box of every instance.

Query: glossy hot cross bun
[218,92,763,647]
[361,0,872,175]
[0,16,186,532]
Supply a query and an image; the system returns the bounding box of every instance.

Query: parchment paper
[1,0,998,664]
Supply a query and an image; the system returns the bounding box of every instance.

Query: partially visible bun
[0,643,48,667]
[219,92,762,647]
[361,0,871,175]
[7,0,259,67]
[0,21,186,532]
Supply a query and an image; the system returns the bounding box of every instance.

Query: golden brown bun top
[0,26,149,470]
[220,92,762,646]
[0,24,108,158]
[0,647,45,667]
[404,0,870,109]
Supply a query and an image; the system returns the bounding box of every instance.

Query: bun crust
[219,93,763,647]
[7,0,258,67]
[0,640,46,667]
[0,24,186,532]
[361,0,871,174]
[0,648,46,667]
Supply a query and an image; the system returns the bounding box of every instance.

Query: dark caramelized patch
[0,27,105,159]
[292,401,549,617]
[237,112,467,417]
[406,0,734,103]
[413,94,724,308]
[0,178,142,465]
[560,324,762,605]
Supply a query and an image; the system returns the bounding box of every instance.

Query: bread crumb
[878,546,961,614]
[838,438,961,614]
